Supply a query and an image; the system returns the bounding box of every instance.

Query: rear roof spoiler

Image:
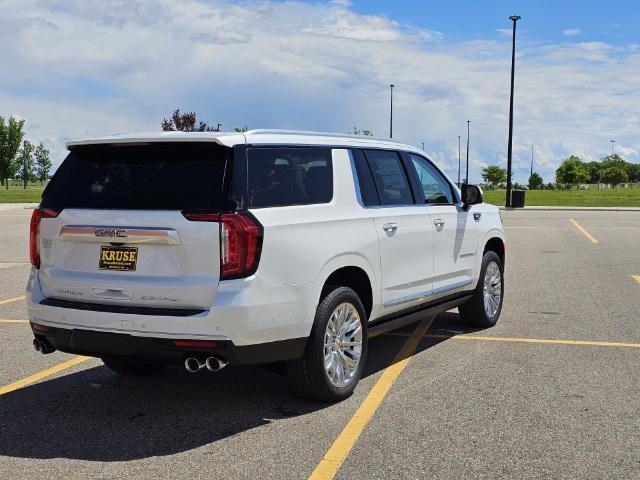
[65,132,243,150]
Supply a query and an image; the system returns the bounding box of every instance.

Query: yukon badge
[95,228,126,238]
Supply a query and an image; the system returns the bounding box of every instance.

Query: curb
[498,206,640,212]
[0,203,38,211]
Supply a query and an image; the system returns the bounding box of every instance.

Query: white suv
[27,130,505,402]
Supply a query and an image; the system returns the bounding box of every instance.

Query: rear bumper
[31,321,307,365]
[26,266,319,347]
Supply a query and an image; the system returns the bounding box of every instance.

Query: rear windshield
[41,142,229,210]
[247,147,333,208]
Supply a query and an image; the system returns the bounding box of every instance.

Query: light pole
[530,145,534,177]
[458,135,461,186]
[505,14,521,208]
[421,142,425,151]
[611,139,616,156]
[465,120,470,183]
[389,84,394,139]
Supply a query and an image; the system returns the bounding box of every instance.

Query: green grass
[2,183,639,207]
[483,188,640,207]
[0,184,46,203]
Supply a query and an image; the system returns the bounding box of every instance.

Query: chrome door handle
[433,218,445,227]
[382,223,398,232]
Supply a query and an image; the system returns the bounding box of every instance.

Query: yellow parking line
[426,333,640,349]
[632,275,640,285]
[385,331,640,349]
[0,356,92,396]
[0,319,29,323]
[569,219,599,244]
[0,295,26,305]
[308,317,433,480]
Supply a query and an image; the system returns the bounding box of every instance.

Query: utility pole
[458,135,461,186]
[421,142,425,151]
[505,14,521,208]
[465,121,470,183]
[389,84,394,139]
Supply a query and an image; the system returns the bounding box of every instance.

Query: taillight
[182,210,263,280]
[29,208,60,268]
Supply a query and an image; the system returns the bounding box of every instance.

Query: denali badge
[95,228,126,238]
[56,287,83,296]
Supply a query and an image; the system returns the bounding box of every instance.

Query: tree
[234,125,249,132]
[600,154,626,171]
[161,109,218,132]
[555,155,589,188]
[481,165,507,189]
[528,172,544,190]
[627,163,640,183]
[34,142,52,185]
[16,140,34,189]
[0,115,25,189]
[351,127,373,136]
[600,166,628,187]
[586,161,601,184]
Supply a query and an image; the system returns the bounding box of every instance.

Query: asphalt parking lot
[0,206,639,479]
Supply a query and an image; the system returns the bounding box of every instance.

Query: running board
[368,294,472,338]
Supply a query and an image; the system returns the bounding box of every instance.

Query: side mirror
[461,184,483,209]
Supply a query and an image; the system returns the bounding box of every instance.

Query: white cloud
[0,0,638,183]
[563,28,582,36]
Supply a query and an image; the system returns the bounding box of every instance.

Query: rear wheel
[459,251,504,328]
[287,287,368,402]
[101,356,166,375]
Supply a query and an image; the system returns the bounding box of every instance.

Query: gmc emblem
[95,228,126,238]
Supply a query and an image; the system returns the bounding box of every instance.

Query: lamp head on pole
[509,15,521,22]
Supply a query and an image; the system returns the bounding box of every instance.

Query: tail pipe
[33,336,56,355]
[184,357,205,373]
[184,356,228,373]
[205,356,228,372]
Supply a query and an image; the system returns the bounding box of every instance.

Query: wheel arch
[319,264,375,320]
[483,235,506,268]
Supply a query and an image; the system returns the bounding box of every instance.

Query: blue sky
[348,0,640,46]
[2,0,639,184]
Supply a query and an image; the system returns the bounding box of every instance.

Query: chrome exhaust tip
[184,357,204,373]
[205,356,228,372]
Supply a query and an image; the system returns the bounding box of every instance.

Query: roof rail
[244,129,402,144]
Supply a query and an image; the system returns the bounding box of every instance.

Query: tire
[101,356,166,375]
[459,250,504,328]
[287,286,368,403]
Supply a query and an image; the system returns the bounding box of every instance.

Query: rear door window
[247,147,333,208]
[351,149,380,206]
[41,142,230,210]
[363,150,415,206]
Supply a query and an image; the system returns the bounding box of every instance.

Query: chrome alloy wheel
[483,261,502,318]
[323,302,363,388]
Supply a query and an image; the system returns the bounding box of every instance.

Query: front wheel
[102,356,166,375]
[287,286,368,402]
[459,251,504,328]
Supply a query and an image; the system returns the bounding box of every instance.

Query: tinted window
[364,150,414,206]
[351,149,380,206]
[409,154,454,204]
[41,143,229,210]
[247,148,333,208]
